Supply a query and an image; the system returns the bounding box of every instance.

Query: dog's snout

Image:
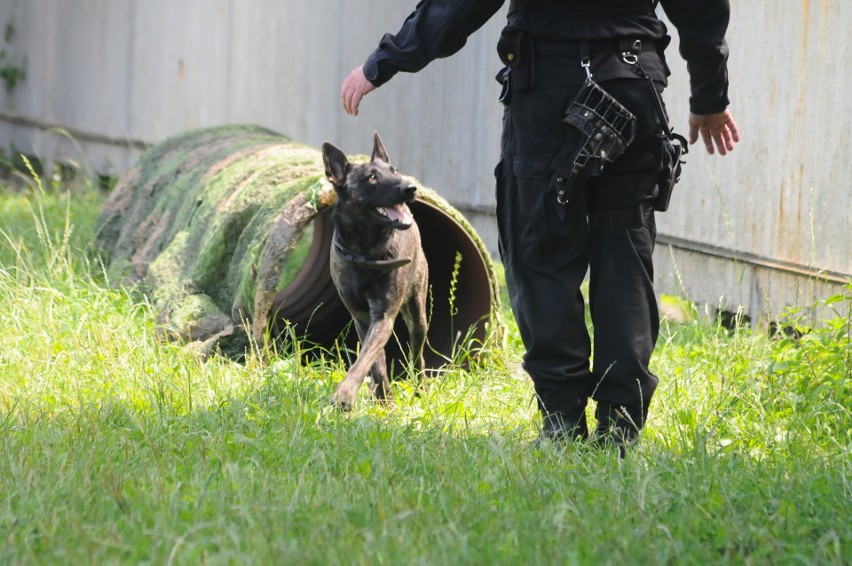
[403,185,417,197]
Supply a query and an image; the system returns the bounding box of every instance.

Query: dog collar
[332,235,412,271]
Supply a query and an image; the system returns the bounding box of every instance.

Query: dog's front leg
[332,316,395,411]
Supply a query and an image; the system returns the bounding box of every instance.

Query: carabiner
[581,58,592,80]
[621,39,641,65]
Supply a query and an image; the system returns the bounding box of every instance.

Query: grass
[0,177,849,565]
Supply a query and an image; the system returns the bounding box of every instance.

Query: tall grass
[0,177,849,564]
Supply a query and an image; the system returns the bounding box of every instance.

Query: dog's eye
[368,172,378,182]
[389,166,396,174]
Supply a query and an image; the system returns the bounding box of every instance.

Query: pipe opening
[271,201,494,373]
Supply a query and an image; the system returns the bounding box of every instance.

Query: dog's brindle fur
[322,133,428,410]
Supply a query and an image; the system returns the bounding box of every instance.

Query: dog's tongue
[382,204,412,225]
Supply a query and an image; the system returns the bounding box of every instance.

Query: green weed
[0,179,849,565]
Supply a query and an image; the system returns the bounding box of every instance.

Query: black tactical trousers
[496,70,664,429]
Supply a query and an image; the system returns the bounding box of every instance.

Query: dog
[321,133,429,410]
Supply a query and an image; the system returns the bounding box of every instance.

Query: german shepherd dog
[322,133,429,410]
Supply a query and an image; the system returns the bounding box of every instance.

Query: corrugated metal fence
[1,0,849,323]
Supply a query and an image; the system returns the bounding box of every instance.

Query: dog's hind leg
[402,303,428,376]
[368,348,391,402]
[332,317,395,411]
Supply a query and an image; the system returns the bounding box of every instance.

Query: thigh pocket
[512,154,574,259]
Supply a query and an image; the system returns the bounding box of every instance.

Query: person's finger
[342,87,352,115]
[341,80,353,114]
[727,117,740,143]
[341,67,375,116]
[344,86,354,115]
[713,129,727,156]
[718,127,732,154]
[349,89,363,116]
[341,72,361,114]
[343,82,360,116]
[701,127,715,155]
[723,126,736,152]
[689,120,700,145]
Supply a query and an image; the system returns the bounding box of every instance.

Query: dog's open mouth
[375,203,414,229]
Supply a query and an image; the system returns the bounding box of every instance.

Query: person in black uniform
[340,0,739,453]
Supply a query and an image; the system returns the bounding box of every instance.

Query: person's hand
[341,66,376,116]
[688,109,740,156]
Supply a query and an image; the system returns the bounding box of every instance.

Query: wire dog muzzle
[554,59,636,205]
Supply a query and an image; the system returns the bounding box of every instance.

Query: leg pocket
[512,154,574,260]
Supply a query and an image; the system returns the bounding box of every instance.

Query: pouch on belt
[495,29,535,102]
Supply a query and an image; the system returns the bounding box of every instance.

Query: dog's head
[322,132,417,230]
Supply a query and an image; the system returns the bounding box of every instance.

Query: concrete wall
[0,0,849,322]
[655,0,851,323]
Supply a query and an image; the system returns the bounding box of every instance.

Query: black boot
[534,410,589,447]
[594,402,643,458]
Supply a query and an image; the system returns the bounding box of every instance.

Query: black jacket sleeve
[659,0,731,114]
[363,0,506,87]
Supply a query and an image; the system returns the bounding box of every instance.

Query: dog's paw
[330,388,356,411]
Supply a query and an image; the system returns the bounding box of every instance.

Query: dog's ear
[322,142,349,187]
[371,131,392,164]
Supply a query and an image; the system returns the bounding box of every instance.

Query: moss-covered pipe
[94,124,501,366]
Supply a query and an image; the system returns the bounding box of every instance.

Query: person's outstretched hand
[341,66,376,116]
[688,109,740,156]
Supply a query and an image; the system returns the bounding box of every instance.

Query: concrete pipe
[94,124,500,368]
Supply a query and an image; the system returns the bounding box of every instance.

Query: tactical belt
[507,0,655,21]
